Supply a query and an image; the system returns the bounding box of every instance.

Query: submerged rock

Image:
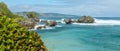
[46,20,57,26]
[78,16,95,23]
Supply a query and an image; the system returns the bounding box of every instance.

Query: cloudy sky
[0,0,120,17]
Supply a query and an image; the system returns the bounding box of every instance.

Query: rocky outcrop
[18,11,40,29]
[33,18,39,22]
[63,18,72,24]
[46,20,57,26]
[26,12,39,22]
[18,18,38,29]
[78,16,95,23]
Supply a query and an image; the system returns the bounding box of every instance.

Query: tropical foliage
[0,16,48,51]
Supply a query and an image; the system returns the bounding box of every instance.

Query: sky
[0,0,120,17]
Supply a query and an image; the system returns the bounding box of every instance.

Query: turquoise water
[36,17,120,51]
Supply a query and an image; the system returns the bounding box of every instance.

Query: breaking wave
[73,19,120,26]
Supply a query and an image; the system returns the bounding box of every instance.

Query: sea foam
[73,18,120,26]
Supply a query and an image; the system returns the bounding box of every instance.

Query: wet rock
[64,18,72,24]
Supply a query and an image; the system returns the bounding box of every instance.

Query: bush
[0,16,48,51]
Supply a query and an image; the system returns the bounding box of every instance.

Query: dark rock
[64,18,72,24]
[78,16,95,23]
[46,20,57,26]
[37,26,46,30]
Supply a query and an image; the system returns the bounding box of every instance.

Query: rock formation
[78,16,95,23]
[64,18,72,24]
[46,20,57,26]
[18,18,37,29]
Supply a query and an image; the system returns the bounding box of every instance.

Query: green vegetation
[0,15,48,51]
[0,2,48,51]
[0,2,24,19]
[0,2,13,17]
[27,12,38,18]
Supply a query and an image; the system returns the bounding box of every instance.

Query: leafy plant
[0,15,48,51]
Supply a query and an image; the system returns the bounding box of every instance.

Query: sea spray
[73,18,120,26]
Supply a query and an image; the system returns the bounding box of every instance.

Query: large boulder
[46,20,57,26]
[64,18,72,24]
[78,16,95,23]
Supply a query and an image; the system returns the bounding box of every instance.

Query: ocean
[35,17,120,51]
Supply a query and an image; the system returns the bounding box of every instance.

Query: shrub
[0,16,48,51]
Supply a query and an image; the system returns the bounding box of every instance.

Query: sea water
[35,17,120,51]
